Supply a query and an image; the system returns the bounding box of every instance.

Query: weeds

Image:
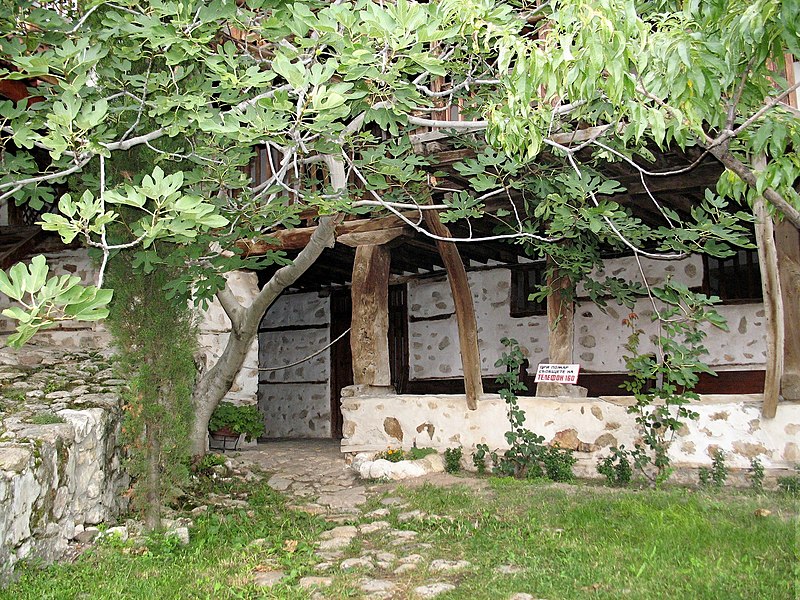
[25,413,66,425]
[777,467,800,497]
[749,457,765,493]
[405,446,436,461]
[699,449,728,488]
[376,446,436,462]
[444,447,462,474]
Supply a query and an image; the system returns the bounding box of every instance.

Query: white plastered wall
[341,393,800,476]
[407,254,766,379]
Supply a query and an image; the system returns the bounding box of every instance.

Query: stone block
[0,447,32,473]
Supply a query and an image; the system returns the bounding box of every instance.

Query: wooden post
[776,219,800,401]
[536,263,585,397]
[423,210,483,409]
[754,182,785,418]
[547,267,574,364]
[350,244,392,387]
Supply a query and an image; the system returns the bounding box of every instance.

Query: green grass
[396,479,799,600]
[2,481,326,600]
[3,475,797,600]
[25,413,66,425]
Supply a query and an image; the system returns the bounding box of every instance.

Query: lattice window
[510,263,547,317]
[705,249,763,303]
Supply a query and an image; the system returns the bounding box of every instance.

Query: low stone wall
[0,348,127,584]
[340,392,800,480]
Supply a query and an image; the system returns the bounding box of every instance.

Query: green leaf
[62,288,113,321]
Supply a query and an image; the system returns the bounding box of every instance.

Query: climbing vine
[474,337,576,481]
[597,281,728,486]
[106,250,197,531]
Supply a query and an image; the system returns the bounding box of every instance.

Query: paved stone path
[232,439,367,513]
[229,440,542,600]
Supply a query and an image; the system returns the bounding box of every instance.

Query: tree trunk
[188,157,346,457]
[753,184,784,418]
[350,243,392,387]
[776,220,800,401]
[144,422,161,532]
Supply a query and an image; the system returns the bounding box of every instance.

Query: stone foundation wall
[257,292,332,438]
[0,348,128,584]
[340,392,800,479]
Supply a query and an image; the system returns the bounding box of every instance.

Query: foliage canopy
[0,0,797,345]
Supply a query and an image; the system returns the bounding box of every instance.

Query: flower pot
[209,426,240,452]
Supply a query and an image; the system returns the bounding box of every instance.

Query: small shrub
[43,380,65,395]
[484,338,576,483]
[543,446,577,482]
[26,412,66,425]
[3,391,25,403]
[196,452,227,472]
[473,445,488,475]
[748,458,764,493]
[597,445,633,486]
[698,466,711,486]
[444,447,462,473]
[144,531,185,556]
[376,448,404,463]
[699,449,728,488]
[777,468,800,496]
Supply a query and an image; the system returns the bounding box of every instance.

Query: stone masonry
[0,346,128,584]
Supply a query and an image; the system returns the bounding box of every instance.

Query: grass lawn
[386,478,798,599]
[1,474,796,599]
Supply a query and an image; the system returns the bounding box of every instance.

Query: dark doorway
[328,284,408,439]
[329,290,352,440]
[388,285,409,393]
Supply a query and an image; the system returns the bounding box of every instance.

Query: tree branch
[0,156,91,197]
[406,115,488,130]
[241,155,346,333]
[215,284,245,331]
[707,145,800,229]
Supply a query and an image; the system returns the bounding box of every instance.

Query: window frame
[510,263,548,318]
[703,249,763,304]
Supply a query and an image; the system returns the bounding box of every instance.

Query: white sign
[534,363,580,384]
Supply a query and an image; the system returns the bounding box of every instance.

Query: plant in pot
[208,402,265,451]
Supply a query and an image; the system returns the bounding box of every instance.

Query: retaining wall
[0,348,127,584]
[340,391,800,480]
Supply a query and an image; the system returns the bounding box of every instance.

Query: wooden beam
[395,239,445,272]
[0,227,44,270]
[753,160,784,418]
[240,213,416,254]
[423,209,483,409]
[609,163,722,195]
[350,244,392,387]
[338,226,409,248]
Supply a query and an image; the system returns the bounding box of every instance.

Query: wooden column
[423,210,483,409]
[350,244,392,387]
[776,219,800,401]
[547,267,574,364]
[754,190,785,418]
[536,264,585,397]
